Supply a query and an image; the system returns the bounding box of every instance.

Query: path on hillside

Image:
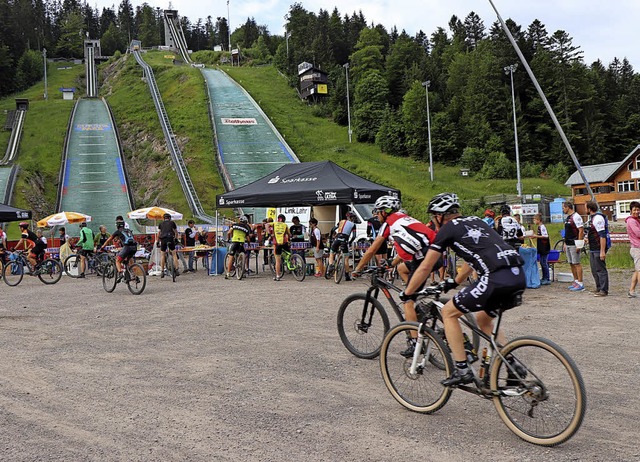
[59,98,134,232]
[203,68,298,218]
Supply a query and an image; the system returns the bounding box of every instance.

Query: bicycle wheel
[102,262,117,293]
[95,253,111,277]
[37,259,63,284]
[268,253,276,275]
[337,293,390,359]
[166,253,176,282]
[63,254,81,278]
[334,253,345,284]
[236,253,246,280]
[290,253,306,281]
[380,322,453,413]
[127,263,147,295]
[553,239,565,252]
[2,260,24,286]
[490,336,586,446]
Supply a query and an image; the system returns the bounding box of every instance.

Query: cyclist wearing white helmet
[401,192,525,387]
[354,195,438,356]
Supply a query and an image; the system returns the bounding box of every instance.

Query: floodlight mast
[487,0,596,203]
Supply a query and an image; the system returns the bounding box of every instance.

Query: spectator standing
[625,201,640,298]
[0,224,7,263]
[529,213,551,285]
[93,225,111,250]
[184,220,197,272]
[586,201,610,297]
[289,216,306,260]
[562,201,585,291]
[309,218,324,277]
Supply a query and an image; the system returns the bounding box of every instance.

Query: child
[529,213,551,285]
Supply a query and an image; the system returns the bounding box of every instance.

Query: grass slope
[223,65,570,221]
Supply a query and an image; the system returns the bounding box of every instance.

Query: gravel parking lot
[1,265,638,461]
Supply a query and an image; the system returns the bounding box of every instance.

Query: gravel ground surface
[1,263,638,461]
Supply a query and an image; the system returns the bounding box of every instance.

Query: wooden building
[565,144,640,221]
[298,62,328,102]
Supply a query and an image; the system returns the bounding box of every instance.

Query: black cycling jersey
[497,215,524,248]
[430,215,523,275]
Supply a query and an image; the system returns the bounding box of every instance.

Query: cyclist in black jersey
[400,192,525,387]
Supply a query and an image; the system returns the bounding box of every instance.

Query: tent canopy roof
[216,161,400,208]
[0,203,32,222]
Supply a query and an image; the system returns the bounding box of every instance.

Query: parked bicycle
[268,248,305,281]
[102,255,146,295]
[63,249,114,278]
[379,284,586,446]
[337,266,479,359]
[325,244,352,284]
[164,247,178,282]
[2,250,63,286]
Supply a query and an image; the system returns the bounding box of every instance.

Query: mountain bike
[226,250,246,280]
[102,256,146,295]
[165,248,178,282]
[379,285,586,446]
[325,244,352,284]
[337,266,479,360]
[268,248,305,281]
[63,249,114,278]
[2,250,63,286]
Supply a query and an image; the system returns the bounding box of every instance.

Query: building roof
[564,145,640,186]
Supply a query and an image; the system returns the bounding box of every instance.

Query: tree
[101,22,125,55]
[138,4,159,47]
[353,70,389,142]
[463,12,485,50]
[385,32,425,108]
[55,11,84,58]
[15,49,44,90]
[376,105,407,157]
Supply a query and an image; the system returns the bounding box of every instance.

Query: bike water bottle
[479,347,488,378]
[463,333,478,363]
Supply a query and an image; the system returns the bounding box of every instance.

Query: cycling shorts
[275,242,290,256]
[405,258,428,293]
[453,266,526,318]
[330,235,351,255]
[228,242,245,256]
[78,249,94,258]
[117,245,137,262]
[160,237,176,252]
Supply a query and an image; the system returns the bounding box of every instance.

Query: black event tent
[216,161,400,208]
[0,203,32,222]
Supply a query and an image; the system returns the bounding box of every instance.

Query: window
[618,201,632,214]
[617,180,636,192]
[636,157,640,170]
[596,186,613,194]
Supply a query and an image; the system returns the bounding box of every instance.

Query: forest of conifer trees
[1,0,638,176]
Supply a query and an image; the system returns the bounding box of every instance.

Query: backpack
[121,228,136,246]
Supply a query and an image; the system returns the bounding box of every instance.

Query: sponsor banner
[314,190,338,201]
[74,123,112,131]
[164,55,176,59]
[218,197,246,206]
[317,84,328,94]
[221,118,257,125]
[610,233,630,242]
[267,175,318,184]
[353,191,372,200]
[510,203,539,216]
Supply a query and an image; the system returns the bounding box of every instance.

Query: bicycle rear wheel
[166,253,176,282]
[63,254,81,278]
[380,322,453,413]
[2,260,24,286]
[102,262,117,293]
[38,259,63,284]
[236,253,246,280]
[337,293,390,359]
[491,336,586,446]
[334,253,345,284]
[290,253,305,281]
[127,263,147,295]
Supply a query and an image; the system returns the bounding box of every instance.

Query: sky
[108,0,639,69]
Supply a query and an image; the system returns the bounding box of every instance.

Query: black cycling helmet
[239,215,249,223]
[79,221,87,228]
[163,213,171,219]
[500,204,512,216]
[115,220,125,229]
[427,193,460,214]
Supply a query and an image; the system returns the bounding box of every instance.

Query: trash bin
[209,247,227,275]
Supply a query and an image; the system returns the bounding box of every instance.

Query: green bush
[521,162,543,178]
[547,163,570,183]
[477,151,515,179]
[459,147,487,172]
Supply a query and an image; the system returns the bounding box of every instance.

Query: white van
[310,203,375,247]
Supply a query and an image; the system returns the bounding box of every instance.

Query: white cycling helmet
[373,195,401,213]
[427,192,460,214]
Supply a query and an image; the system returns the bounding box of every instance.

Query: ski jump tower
[163,10,191,63]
